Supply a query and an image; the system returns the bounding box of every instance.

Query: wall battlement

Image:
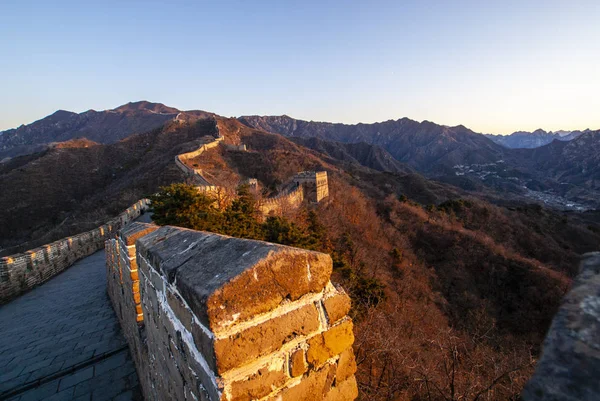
[258,185,305,216]
[175,135,225,188]
[0,199,150,304]
[107,224,358,401]
[174,131,329,218]
[257,171,329,216]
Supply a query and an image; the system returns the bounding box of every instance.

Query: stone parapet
[175,135,224,188]
[0,198,150,304]
[106,225,357,401]
[522,252,600,401]
[258,185,304,216]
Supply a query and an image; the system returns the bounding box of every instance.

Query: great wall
[0,118,598,400]
[106,223,357,401]
[172,124,330,217]
[0,199,150,305]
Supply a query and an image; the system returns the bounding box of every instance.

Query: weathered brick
[136,227,333,332]
[323,376,358,401]
[229,357,288,401]
[307,320,354,368]
[214,303,320,373]
[336,348,357,383]
[190,321,218,372]
[267,363,336,401]
[322,290,351,325]
[119,222,159,246]
[289,348,308,377]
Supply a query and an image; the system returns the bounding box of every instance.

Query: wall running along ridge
[0,199,150,305]
[175,135,225,188]
[106,223,358,401]
[257,185,305,216]
[173,129,328,217]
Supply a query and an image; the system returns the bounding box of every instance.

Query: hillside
[4,101,599,210]
[290,137,414,174]
[2,114,600,399]
[0,118,218,254]
[0,101,214,160]
[166,118,600,399]
[236,115,600,211]
[505,131,600,208]
[238,115,507,174]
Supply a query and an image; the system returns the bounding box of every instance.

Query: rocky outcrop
[522,252,600,401]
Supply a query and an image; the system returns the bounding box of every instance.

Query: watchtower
[294,171,329,203]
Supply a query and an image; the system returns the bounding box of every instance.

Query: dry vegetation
[211,119,597,400]
[3,117,599,400]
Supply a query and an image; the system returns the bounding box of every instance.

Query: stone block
[166,288,193,332]
[323,376,358,401]
[289,348,308,377]
[336,348,357,383]
[322,289,351,325]
[307,320,354,368]
[228,357,288,401]
[190,320,218,372]
[214,303,320,373]
[136,226,332,332]
[267,363,336,401]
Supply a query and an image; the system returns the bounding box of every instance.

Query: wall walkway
[0,199,150,305]
[0,250,141,401]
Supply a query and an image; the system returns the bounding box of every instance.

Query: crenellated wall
[175,135,225,187]
[106,224,358,401]
[258,185,305,216]
[0,199,150,304]
[173,129,328,218]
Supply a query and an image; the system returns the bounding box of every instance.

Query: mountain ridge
[0,101,213,160]
[486,129,589,149]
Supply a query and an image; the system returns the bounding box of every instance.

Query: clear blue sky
[1,0,598,134]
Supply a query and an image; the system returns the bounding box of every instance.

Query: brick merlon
[135,226,333,333]
[119,222,159,246]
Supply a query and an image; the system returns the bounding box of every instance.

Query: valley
[1,102,599,400]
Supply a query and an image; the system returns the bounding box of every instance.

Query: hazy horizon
[1,99,597,137]
[1,0,599,134]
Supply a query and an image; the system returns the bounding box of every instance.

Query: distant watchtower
[294,171,329,203]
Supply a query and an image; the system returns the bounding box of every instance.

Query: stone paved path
[0,251,142,401]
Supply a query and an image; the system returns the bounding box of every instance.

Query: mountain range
[2,101,600,400]
[485,129,588,149]
[0,101,213,160]
[2,101,599,210]
[238,114,600,209]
